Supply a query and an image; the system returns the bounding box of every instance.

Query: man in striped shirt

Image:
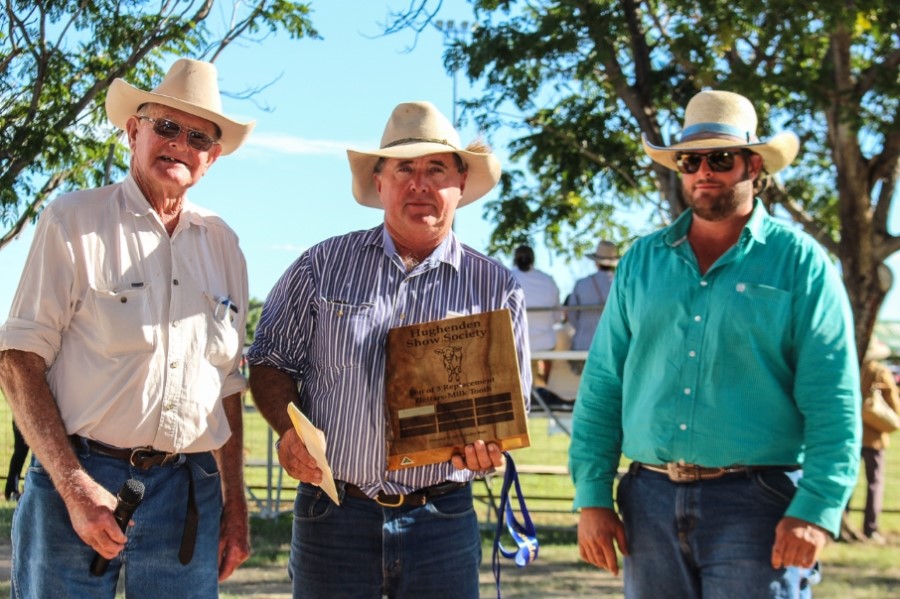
[247,101,531,599]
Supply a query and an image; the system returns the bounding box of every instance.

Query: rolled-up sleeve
[0,207,76,366]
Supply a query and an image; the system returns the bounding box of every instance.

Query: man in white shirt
[0,58,253,598]
[511,245,561,386]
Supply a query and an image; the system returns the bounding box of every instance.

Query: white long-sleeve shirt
[0,175,248,452]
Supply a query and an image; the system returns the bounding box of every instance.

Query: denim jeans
[289,481,481,598]
[11,447,223,599]
[618,467,819,599]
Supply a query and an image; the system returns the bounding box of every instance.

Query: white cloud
[246,133,365,156]
[268,243,308,254]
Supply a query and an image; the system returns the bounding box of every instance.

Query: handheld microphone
[90,478,145,576]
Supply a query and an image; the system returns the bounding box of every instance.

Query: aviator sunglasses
[136,116,219,152]
[674,150,747,174]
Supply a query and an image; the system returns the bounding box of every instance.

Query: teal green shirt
[570,200,861,536]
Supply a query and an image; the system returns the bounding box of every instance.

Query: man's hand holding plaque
[451,439,506,472]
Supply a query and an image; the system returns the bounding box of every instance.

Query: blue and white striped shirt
[247,224,532,496]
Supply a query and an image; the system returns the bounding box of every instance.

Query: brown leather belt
[342,480,468,507]
[636,462,799,483]
[70,434,200,565]
[71,435,182,470]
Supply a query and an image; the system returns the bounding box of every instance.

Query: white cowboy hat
[642,90,799,174]
[105,58,255,155]
[347,101,501,208]
[587,240,619,267]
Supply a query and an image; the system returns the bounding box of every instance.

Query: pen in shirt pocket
[216,296,239,320]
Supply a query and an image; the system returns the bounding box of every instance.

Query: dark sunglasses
[674,150,747,174]
[136,116,219,152]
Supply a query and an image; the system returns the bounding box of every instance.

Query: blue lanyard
[492,452,539,598]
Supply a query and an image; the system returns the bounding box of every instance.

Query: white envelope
[287,403,340,505]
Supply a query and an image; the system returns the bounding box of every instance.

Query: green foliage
[245,297,265,345]
[447,0,900,264]
[0,1,319,247]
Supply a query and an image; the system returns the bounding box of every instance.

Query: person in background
[511,244,561,387]
[856,336,900,545]
[566,240,620,352]
[4,419,29,501]
[565,240,619,374]
[0,58,252,597]
[570,90,860,598]
[247,101,531,599]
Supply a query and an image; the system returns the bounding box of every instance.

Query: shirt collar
[663,197,769,248]
[121,174,207,230]
[378,225,461,271]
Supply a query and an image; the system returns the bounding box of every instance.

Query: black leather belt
[342,480,468,507]
[71,435,182,470]
[635,461,799,483]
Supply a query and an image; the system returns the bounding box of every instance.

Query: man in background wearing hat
[247,101,530,598]
[570,90,860,597]
[565,240,620,373]
[0,58,253,597]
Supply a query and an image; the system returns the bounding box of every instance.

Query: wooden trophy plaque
[384,309,530,470]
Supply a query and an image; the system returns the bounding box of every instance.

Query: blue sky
[1,1,898,322]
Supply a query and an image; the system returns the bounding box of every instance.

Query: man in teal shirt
[570,90,860,598]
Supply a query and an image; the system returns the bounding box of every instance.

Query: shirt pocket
[314,299,375,369]
[90,286,155,356]
[203,292,241,368]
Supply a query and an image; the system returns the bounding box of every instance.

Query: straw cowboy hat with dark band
[106,58,255,156]
[347,101,501,209]
[643,90,799,175]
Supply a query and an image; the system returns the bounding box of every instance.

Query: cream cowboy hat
[587,240,620,267]
[105,58,255,155]
[347,101,501,208]
[642,90,799,174]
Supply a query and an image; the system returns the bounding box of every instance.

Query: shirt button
[680,424,688,431]
[694,315,702,322]
[173,320,180,327]
[399,313,406,321]
[684,388,691,395]
[688,350,696,358]
[700,281,708,287]
[170,361,178,369]
[173,279,180,286]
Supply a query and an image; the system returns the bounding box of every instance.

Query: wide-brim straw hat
[643,90,799,175]
[347,101,501,208]
[587,240,619,267]
[106,58,255,155]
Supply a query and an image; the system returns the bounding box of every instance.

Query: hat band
[382,137,459,150]
[681,122,755,143]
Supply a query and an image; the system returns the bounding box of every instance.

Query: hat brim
[642,132,799,175]
[347,144,501,209]
[105,79,255,155]
[589,256,619,266]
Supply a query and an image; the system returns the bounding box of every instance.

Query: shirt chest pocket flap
[89,286,155,355]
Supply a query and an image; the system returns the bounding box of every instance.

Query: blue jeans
[289,481,481,598]
[11,446,223,599]
[617,467,820,599]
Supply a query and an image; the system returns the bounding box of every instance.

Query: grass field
[0,394,898,596]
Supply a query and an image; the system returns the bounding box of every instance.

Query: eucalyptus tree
[394,0,900,351]
[0,0,318,250]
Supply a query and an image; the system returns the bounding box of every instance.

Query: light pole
[434,20,473,128]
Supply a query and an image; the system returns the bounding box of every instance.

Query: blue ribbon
[492,452,539,598]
